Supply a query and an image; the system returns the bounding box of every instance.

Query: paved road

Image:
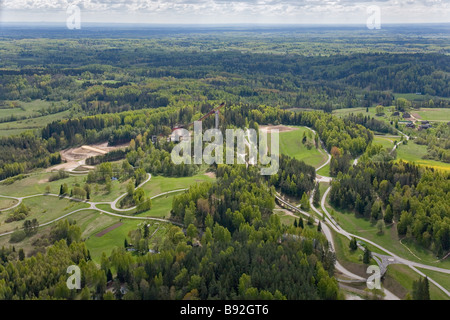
[110,173,152,211]
[0,174,189,237]
[301,128,449,299]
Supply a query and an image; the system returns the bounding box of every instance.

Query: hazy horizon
[1,0,449,25]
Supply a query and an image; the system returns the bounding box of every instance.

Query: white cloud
[0,0,449,23]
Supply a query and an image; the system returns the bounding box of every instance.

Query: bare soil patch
[204,172,216,179]
[46,141,129,172]
[95,222,123,237]
[259,125,298,133]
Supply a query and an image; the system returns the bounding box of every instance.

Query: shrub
[9,230,26,243]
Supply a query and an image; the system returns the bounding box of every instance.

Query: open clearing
[49,141,129,172]
[396,142,450,171]
[0,198,18,210]
[0,171,131,203]
[384,264,448,300]
[85,219,169,262]
[278,126,327,168]
[325,197,450,269]
[141,173,214,198]
[95,222,123,237]
[0,196,89,234]
[413,108,450,121]
[259,124,298,133]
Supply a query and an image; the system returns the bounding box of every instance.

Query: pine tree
[363,247,371,264]
[317,222,322,232]
[18,248,25,261]
[293,219,298,228]
[349,237,358,251]
[107,269,113,282]
[313,183,320,206]
[299,217,304,229]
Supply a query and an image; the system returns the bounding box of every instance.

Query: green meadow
[279,126,327,168]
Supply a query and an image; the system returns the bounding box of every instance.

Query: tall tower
[215,110,219,130]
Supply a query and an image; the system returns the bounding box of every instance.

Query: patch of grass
[0,108,73,137]
[142,173,214,198]
[0,195,90,234]
[317,163,331,177]
[274,210,297,226]
[138,192,182,219]
[416,267,450,293]
[0,198,18,210]
[330,228,378,279]
[413,108,450,121]
[279,126,327,168]
[373,135,397,151]
[0,99,67,119]
[396,141,450,171]
[384,264,449,300]
[326,197,450,269]
[0,171,131,202]
[85,219,169,263]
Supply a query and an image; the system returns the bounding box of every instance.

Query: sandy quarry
[258,125,298,133]
[47,142,129,172]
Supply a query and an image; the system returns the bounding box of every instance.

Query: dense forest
[330,160,450,256]
[0,27,449,301]
[0,165,338,300]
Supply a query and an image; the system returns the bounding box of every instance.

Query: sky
[0,0,449,25]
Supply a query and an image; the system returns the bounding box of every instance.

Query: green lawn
[384,264,448,300]
[0,171,131,202]
[274,210,297,226]
[142,173,214,198]
[333,106,396,126]
[413,108,450,121]
[373,135,398,151]
[0,197,18,210]
[85,219,169,263]
[0,108,73,137]
[0,195,90,234]
[416,267,450,293]
[316,163,330,177]
[279,126,327,168]
[396,141,450,171]
[0,99,68,119]
[138,192,182,219]
[325,198,450,269]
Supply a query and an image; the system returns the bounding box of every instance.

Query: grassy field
[0,106,73,137]
[0,99,67,117]
[0,171,131,202]
[142,173,214,198]
[413,108,450,121]
[325,199,450,269]
[140,192,182,219]
[0,197,18,210]
[316,163,330,177]
[0,195,90,234]
[373,135,398,151]
[384,264,448,300]
[274,209,297,226]
[331,227,449,300]
[279,126,327,168]
[85,219,170,262]
[416,268,450,293]
[395,141,450,171]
